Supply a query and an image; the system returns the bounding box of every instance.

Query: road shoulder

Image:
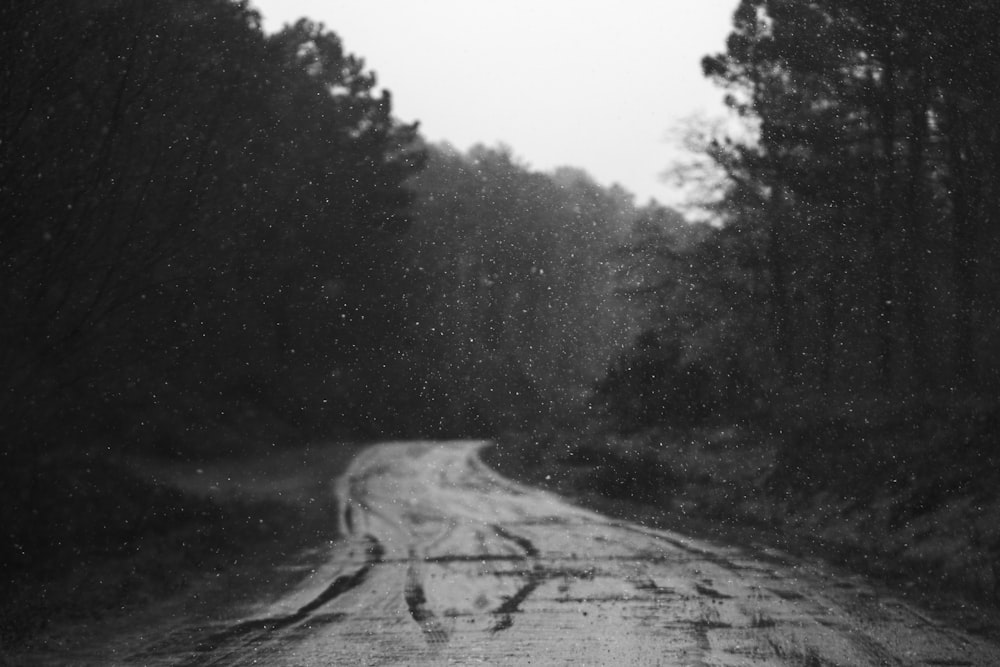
[482,429,1000,646]
[2,442,364,664]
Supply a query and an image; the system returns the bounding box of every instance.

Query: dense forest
[2,0,423,459]
[561,0,1000,606]
[5,0,1000,637]
[0,0,653,464]
[2,0,661,625]
[390,145,642,436]
[602,0,1000,433]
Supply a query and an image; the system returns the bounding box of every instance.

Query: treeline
[391,145,638,435]
[598,0,1000,431]
[2,0,652,461]
[1,0,423,458]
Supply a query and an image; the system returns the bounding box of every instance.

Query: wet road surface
[112,441,1000,664]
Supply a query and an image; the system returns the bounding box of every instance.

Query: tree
[699,0,1000,402]
[390,144,638,435]
[596,206,764,431]
[0,0,424,457]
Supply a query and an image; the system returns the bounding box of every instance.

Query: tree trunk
[944,102,977,386]
[900,74,929,389]
[767,185,792,384]
[873,40,899,390]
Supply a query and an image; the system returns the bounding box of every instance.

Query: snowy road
[127,441,998,664]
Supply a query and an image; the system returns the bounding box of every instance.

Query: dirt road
[108,441,1000,664]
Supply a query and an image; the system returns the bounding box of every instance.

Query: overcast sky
[250,1,739,206]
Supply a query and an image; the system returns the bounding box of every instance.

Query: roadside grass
[485,414,1000,635]
[484,424,776,538]
[0,440,362,651]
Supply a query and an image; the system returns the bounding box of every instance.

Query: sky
[250,1,740,207]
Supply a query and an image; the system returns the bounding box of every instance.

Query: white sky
[250,1,739,206]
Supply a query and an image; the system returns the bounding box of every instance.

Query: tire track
[490,577,543,633]
[492,524,540,558]
[185,535,385,663]
[404,560,450,646]
[489,525,544,633]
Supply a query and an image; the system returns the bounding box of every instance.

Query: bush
[593,332,760,432]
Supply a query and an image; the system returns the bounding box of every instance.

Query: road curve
[137,440,997,665]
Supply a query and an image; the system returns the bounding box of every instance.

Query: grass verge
[0,440,362,654]
[483,419,1000,640]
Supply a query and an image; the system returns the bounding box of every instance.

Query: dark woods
[4,0,1000,632]
[393,149,637,436]
[571,1,1000,607]
[1,0,424,458]
[5,0,999,507]
[1,0,643,463]
[5,0,998,476]
[709,0,1000,396]
[598,0,1000,435]
[2,0,649,618]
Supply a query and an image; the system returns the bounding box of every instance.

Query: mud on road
[26,441,1000,665]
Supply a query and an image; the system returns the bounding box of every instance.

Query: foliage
[386,144,640,436]
[699,0,1000,396]
[1,5,430,635]
[594,208,765,431]
[0,0,423,458]
[598,0,1000,436]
